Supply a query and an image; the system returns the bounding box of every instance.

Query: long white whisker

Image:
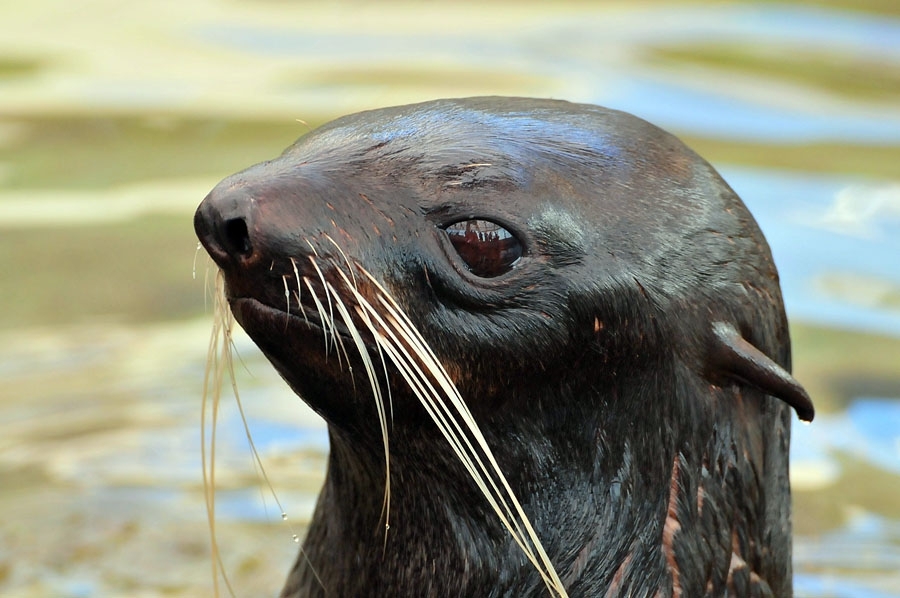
[310,260,357,375]
[203,269,326,596]
[333,269,395,424]
[353,304,394,424]
[324,233,359,290]
[282,274,293,331]
[377,297,562,589]
[201,270,237,597]
[356,268,567,597]
[290,258,310,326]
[325,280,392,538]
[309,257,341,358]
[357,298,527,541]
[303,278,335,360]
[364,321,550,581]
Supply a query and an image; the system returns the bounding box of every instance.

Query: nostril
[224,217,252,257]
[194,188,257,267]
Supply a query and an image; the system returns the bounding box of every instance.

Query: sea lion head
[194,97,812,596]
[196,97,810,425]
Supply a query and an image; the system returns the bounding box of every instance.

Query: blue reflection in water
[721,167,900,336]
[590,5,900,142]
[795,510,900,598]
[195,4,900,144]
[602,79,900,143]
[793,398,900,479]
[720,4,900,52]
[795,573,900,598]
[845,399,900,474]
[792,399,900,597]
[233,418,329,454]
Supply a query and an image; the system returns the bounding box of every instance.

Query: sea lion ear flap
[708,322,815,422]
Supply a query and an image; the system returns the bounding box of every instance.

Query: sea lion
[193,97,813,597]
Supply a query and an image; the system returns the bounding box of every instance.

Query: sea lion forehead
[277,98,735,253]
[293,97,633,171]
[378,97,628,150]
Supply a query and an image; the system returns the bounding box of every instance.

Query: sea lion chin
[194,96,812,597]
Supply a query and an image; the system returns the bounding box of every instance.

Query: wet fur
[195,97,810,597]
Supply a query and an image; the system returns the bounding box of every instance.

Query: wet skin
[195,97,812,597]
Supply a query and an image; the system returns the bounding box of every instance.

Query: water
[1,1,898,596]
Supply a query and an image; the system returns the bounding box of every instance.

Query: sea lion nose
[194,187,255,268]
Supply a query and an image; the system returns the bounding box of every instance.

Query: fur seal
[194,97,813,597]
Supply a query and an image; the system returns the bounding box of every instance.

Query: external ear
[708,322,815,422]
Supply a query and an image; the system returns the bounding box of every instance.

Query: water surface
[1,1,898,596]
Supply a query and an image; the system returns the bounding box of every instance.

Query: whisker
[332,269,397,515]
[201,270,237,597]
[290,258,310,326]
[307,258,355,374]
[378,300,560,586]
[356,267,567,597]
[304,277,336,361]
[361,320,543,572]
[324,232,358,290]
[357,298,520,528]
[353,303,394,425]
[308,256,341,358]
[226,331,325,592]
[325,280,392,538]
[193,242,205,281]
[322,277,356,381]
[203,269,326,596]
[282,275,293,331]
[202,255,564,596]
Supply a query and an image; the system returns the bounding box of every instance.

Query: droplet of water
[292,534,300,543]
[281,512,288,521]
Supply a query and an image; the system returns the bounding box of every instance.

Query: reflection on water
[724,168,900,336]
[795,511,900,598]
[1,0,898,596]
[795,398,900,480]
[0,322,322,595]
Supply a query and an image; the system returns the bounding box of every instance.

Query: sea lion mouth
[215,238,389,362]
[228,295,363,347]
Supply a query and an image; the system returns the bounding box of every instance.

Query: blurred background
[1,0,898,596]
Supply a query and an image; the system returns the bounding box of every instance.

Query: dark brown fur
[194,97,812,597]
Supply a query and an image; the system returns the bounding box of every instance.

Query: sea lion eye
[444,219,523,277]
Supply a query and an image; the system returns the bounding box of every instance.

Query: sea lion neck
[297,385,668,598]
[286,352,784,597]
